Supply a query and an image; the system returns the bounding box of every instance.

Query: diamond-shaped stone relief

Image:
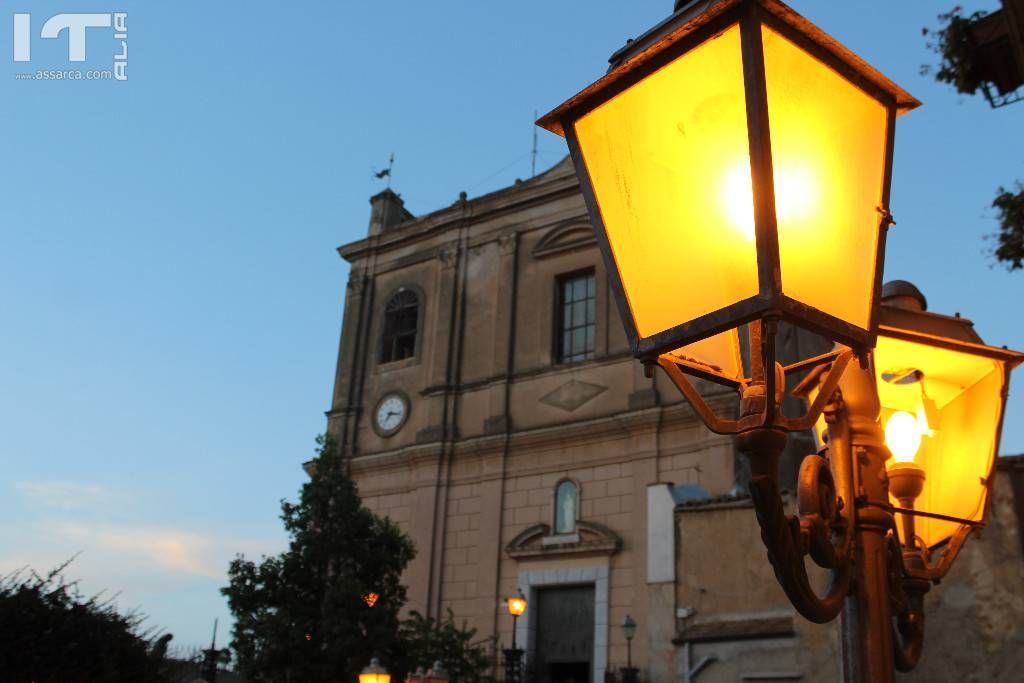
[539,380,607,413]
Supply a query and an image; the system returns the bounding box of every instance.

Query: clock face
[374,393,408,436]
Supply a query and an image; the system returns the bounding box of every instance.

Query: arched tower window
[380,288,419,363]
[554,480,579,535]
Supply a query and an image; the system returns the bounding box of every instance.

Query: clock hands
[377,395,406,433]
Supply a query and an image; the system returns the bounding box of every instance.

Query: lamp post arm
[892,576,926,672]
[739,427,852,623]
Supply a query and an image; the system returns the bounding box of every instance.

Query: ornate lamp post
[621,615,638,683]
[537,1,1024,681]
[504,590,527,683]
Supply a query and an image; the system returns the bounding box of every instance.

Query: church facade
[324,159,1024,683]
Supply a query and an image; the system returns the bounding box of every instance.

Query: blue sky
[0,0,1019,652]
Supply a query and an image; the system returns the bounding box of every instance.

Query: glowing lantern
[359,658,391,683]
[537,0,919,381]
[363,592,380,607]
[874,282,1022,572]
[506,589,528,652]
[506,591,527,618]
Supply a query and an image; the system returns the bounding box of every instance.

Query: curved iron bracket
[889,538,928,672]
[741,434,853,623]
[656,322,860,623]
[654,338,853,436]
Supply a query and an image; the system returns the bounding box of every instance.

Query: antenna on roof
[531,111,538,178]
[200,618,221,682]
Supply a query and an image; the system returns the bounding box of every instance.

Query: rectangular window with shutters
[556,270,596,364]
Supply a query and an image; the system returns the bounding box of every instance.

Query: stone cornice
[421,351,635,397]
[348,392,736,478]
[338,169,582,265]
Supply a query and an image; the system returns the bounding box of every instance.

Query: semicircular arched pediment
[532,222,597,259]
[504,520,622,559]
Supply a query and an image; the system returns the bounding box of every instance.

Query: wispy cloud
[53,522,223,579]
[14,480,125,511]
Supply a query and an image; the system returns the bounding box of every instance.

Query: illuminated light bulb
[721,163,819,242]
[885,410,921,463]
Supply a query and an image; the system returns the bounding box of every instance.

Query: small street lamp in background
[504,589,527,683]
[359,658,391,683]
[621,615,638,683]
[405,661,449,683]
[426,661,449,683]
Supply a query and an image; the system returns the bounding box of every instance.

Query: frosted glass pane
[665,329,744,383]
[575,24,758,340]
[762,25,888,330]
[876,335,1003,549]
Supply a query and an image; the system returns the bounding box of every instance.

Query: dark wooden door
[533,585,594,683]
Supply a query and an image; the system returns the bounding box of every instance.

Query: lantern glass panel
[875,335,1005,549]
[762,25,889,331]
[665,329,745,383]
[574,24,759,340]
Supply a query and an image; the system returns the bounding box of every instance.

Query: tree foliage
[922,6,990,95]
[396,610,495,683]
[223,435,416,682]
[992,184,1024,270]
[922,8,1023,273]
[0,562,171,683]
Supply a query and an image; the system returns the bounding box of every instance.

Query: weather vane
[373,153,394,189]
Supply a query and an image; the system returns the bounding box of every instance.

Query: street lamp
[506,589,527,648]
[873,285,1021,571]
[794,281,1023,674]
[538,0,919,410]
[537,1,1023,682]
[621,615,638,683]
[504,590,527,683]
[359,658,391,683]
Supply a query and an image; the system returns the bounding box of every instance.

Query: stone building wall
[330,158,743,682]
[665,458,1024,683]
[896,456,1024,683]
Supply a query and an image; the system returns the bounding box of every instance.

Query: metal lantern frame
[537,0,920,435]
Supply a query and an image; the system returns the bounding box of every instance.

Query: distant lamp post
[504,590,527,683]
[359,658,391,683]
[506,589,527,647]
[537,1,1022,682]
[425,661,449,683]
[621,615,638,683]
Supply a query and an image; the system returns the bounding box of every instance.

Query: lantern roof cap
[361,658,388,675]
[881,280,928,311]
[538,0,920,136]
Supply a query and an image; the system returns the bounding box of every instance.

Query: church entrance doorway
[533,584,595,683]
